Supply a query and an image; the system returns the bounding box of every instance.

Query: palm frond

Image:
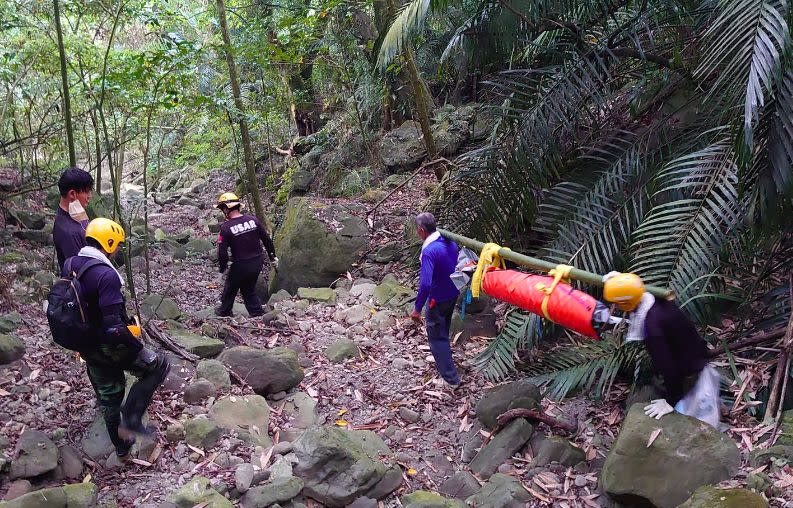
[471,308,540,381]
[630,138,742,322]
[377,0,452,68]
[525,339,651,400]
[696,0,791,145]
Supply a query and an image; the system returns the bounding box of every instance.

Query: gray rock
[346,497,378,508]
[324,339,360,363]
[184,379,217,404]
[529,434,585,467]
[373,242,402,263]
[13,229,52,245]
[475,380,541,429]
[378,120,427,173]
[601,404,740,508]
[269,198,369,294]
[185,238,214,254]
[141,294,182,320]
[438,471,481,500]
[0,334,24,364]
[372,275,416,309]
[0,482,98,508]
[677,485,768,508]
[0,312,22,333]
[10,429,59,479]
[343,304,371,325]
[268,290,292,304]
[267,455,293,480]
[398,407,421,423]
[400,491,465,508]
[166,423,185,443]
[167,477,233,508]
[81,417,115,460]
[235,463,255,493]
[240,476,304,508]
[297,287,337,303]
[3,480,32,501]
[170,330,224,358]
[282,392,318,431]
[184,416,224,449]
[465,474,532,508]
[196,359,232,391]
[469,418,533,479]
[293,426,401,506]
[272,441,293,455]
[210,394,272,447]
[53,444,83,480]
[218,346,304,396]
[6,210,46,230]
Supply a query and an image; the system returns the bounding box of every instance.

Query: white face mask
[68,200,88,222]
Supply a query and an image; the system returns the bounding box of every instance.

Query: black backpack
[46,257,104,350]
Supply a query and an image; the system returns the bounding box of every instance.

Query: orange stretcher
[481,269,601,339]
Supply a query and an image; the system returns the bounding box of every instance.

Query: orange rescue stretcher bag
[481,269,602,339]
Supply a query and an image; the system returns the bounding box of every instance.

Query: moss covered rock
[677,485,767,508]
[400,491,465,508]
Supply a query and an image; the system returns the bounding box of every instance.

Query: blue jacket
[415,236,460,312]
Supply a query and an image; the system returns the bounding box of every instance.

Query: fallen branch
[145,322,198,363]
[707,327,786,359]
[484,408,577,446]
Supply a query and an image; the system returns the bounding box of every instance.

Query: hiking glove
[272,256,279,269]
[644,399,674,419]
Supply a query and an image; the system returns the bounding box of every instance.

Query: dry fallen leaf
[335,419,349,427]
[406,468,417,476]
[647,428,662,447]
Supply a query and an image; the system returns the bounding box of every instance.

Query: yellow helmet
[217,192,241,210]
[603,272,645,312]
[85,218,126,254]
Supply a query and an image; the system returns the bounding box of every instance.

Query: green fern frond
[525,339,651,400]
[471,308,539,381]
[696,0,791,144]
[630,139,742,322]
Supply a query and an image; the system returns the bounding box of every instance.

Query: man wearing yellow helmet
[62,218,170,458]
[215,192,276,317]
[603,272,719,427]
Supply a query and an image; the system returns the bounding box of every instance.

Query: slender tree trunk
[142,108,153,293]
[403,44,442,179]
[216,0,267,226]
[90,110,102,193]
[53,0,76,167]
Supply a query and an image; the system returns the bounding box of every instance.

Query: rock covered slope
[0,165,792,507]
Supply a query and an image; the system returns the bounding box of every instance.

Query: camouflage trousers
[80,345,169,451]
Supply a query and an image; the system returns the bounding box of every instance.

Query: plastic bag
[450,247,479,291]
[674,364,721,428]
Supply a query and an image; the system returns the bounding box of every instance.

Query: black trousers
[217,256,264,316]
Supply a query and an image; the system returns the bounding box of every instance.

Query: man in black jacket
[53,167,93,270]
[215,192,277,317]
[603,272,720,427]
[65,218,170,458]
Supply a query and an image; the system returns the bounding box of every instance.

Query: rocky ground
[2,158,793,507]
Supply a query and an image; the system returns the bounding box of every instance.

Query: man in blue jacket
[411,212,461,386]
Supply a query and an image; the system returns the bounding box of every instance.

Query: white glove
[272,256,279,269]
[644,399,674,419]
[602,271,622,283]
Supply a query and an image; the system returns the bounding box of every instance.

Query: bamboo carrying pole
[438,228,674,299]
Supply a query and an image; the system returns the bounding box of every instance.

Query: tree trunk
[286,63,321,137]
[53,0,76,167]
[403,44,443,179]
[216,0,268,225]
[90,110,102,194]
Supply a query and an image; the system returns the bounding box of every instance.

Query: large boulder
[270,198,369,293]
[293,426,402,506]
[474,380,541,429]
[9,430,58,479]
[601,404,740,508]
[167,477,233,508]
[0,334,24,364]
[678,485,767,508]
[529,434,585,467]
[141,294,182,320]
[378,120,427,173]
[184,416,224,449]
[469,419,533,479]
[169,330,224,358]
[218,346,304,396]
[438,471,481,500]
[210,394,271,446]
[0,482,98,508]
[6,210,46,230]
[465,474,532,508]
[373,275,416,309]
[0,312,24,334]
